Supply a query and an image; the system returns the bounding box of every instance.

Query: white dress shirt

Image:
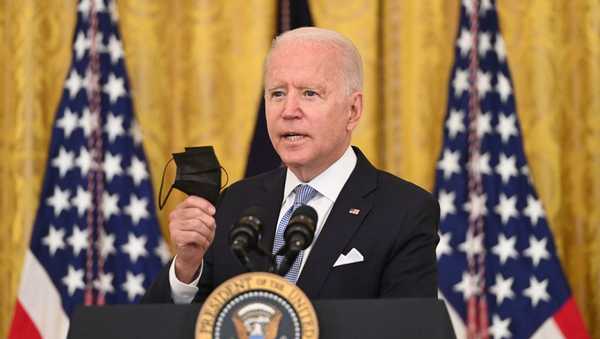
[169,146,357,303]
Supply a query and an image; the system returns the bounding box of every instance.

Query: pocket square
[333,248,364,267]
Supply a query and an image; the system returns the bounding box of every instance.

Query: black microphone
[277,205,318,277]
[229,206,266,271]
[284,205,318,252]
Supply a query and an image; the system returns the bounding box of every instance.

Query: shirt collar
[283,146,357,202]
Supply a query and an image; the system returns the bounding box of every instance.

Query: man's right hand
[169,196,216,283]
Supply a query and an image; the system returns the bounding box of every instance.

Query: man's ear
[346,91,363,132]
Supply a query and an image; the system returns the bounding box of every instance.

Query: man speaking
[143,27,440,304]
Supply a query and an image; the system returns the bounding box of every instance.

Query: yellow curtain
[1,0,598,338]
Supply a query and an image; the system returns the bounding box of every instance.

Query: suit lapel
[297,148,377,297]
[258,169,286,254]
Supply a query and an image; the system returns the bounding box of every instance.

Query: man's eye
[304,90,318,97]
[271,90,285,98]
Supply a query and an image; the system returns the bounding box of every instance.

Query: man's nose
[281,93,302,119]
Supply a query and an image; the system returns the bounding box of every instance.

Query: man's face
[264,40,362,181]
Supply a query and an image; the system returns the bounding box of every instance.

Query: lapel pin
[349,208,360,215]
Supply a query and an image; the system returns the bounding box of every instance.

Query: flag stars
[479,32,492,56]
[477,70,492,98]
[73,31,90,60]
[103,152,123,182]
[105,113,125,142]
[103,73,126,104]
[524,195,545,226]
[56,109,79,138]
[46,186,71,217]
[65,70,83,98]
[495,34,506,61]
[495,153,518,184]
[462,0,475,15]
[489,274,515,305]
[453,69,469,97]
[496,73,512,102]
[71,186,92,217]
[458,230,484,258]
[492,233,519,264]
[468,152,492,176]
[463,193,487,220]
[477,112,492,138]
[67,225,88,256]
[62,266,85,296]
[109,0,119,22]
[523,277,550,307]
[122,233,148,262]
[76,146,94,176]
[99,229,116,258]
[128,157,149,186]
[79,108,99,138]
[494,193,519,224]
[488,314,511,339]
[107,35,124,64]
[42,225,66,256]
[497,113,518,143]
[438,190,456,220]
[437,149,461,179]
[102,191,120,220]
[94,272,115,295]
[125,195,150,225]
[446,109,465,138]
[456,29,472,56]
[454,271,480,301]
[122,271,145,301]
[480,0,494,14]
[78,0,91,16]
[90,31,106,53]
[524,236,550,266]
[155,239,172,264]
[436,232,453,259]
[51,147,75,177]
[129,121,144,145]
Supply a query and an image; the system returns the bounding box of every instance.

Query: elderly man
[143,27,439,303]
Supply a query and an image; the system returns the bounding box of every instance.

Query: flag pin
[349,208,360,215]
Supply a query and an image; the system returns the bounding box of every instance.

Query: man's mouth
[282,132,307,142]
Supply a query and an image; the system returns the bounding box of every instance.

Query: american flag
[435,1,589,338]
[9,1,169,338]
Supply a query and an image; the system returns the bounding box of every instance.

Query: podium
[67,299,456,339]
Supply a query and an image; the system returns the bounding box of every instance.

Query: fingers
[176,196,216,215]
[168,196,218,264]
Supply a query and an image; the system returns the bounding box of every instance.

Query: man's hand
[169,196,216,283]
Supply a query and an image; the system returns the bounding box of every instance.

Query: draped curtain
[1,0,598,337]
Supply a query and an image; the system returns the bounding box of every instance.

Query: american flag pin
[349,208,360,215]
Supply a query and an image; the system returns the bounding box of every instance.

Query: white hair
[264,27,364,94]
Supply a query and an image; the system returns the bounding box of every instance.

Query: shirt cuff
[169,256,202,304]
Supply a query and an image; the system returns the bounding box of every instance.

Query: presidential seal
[195,272,318,339]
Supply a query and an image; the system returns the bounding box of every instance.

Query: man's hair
[264,27,364,94]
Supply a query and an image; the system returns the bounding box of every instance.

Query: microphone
[284,205,318,252]
[229,206,266,271]
[277,205,318,277]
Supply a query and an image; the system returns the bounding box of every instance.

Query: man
[143,27,439,304]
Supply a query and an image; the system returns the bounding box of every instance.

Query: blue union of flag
[435,1,589,338]
[9,1,169,338]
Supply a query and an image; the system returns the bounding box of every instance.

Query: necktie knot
[293,184,318,207]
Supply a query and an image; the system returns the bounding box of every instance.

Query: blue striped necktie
[272,184,318,283]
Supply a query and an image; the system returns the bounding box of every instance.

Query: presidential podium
[67,299,456,339]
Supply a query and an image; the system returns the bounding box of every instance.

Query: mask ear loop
[158,158,175,210]
[219,166,229,190]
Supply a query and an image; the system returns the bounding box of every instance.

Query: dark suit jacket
[142,147,439,303]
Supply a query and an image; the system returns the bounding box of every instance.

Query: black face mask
[158,146,227,209]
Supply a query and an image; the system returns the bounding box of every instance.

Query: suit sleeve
[380,191,440,298]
